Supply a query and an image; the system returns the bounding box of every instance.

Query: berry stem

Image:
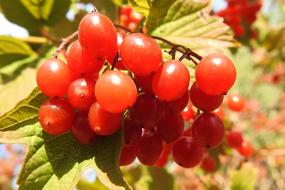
[53,31,79,58]
[111,53,119,70]
[114,24,132,33]
[113,24,203,63]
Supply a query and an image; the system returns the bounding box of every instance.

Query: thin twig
[114,24,132,33]
[52,31,78,58]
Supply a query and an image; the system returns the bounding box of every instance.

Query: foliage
[0,0,284,190]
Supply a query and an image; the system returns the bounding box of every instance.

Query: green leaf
[20,0,54,20]
[0,88,131,190]
[150,0,237,53]
[77,179,108,190]
[0,46,54,113]
[123,166,178,190]
[0,36,35,67]
[112,0,128,6]
[91,0,117,21]
[229,164,257,190]
[0,68,37,115]
[0,0,71,32]
[129,0,176,30]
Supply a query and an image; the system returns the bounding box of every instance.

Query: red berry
[164,92,189,113]
[130,93,161,128]
[95,70,138,113]
[237,141,253,157]
[190,82,223,112]
[88,102,122,136]
[227,131,243,148]
[37,58,71,97]
[181,103,195,121]
[195,53,236,95]
[192,113,225,149]
[135,74,154,94]
[213,107,225,120]
[67,77,96,111]
[227,94,245,112]
[120,6,132,16]
[155,143,173,167]
[66,40,104,79]
[130,11,142,24]
[120,33,162,76]
[71,112,99,144]
[157,112,184,143]
[124,116,142,146]
[39,98,74,135]
[78,12,117,61]
[152,60,190,101]
[201,155,217,172]
[137,132,163,165]
[182,126,192,136]
[120,145,137,166]
[172,137,205,168]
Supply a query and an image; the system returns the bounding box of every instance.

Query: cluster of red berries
[119,6,142,32]
[36,11,237,168]
[216,0,262,38]
[227,131,253,158]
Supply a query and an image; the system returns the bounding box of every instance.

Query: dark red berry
[120,145,137,166]
[190,82,223,112]
[71,112,98,144]
[157,112,184,143]
[172,137,205,168]
[137,132,163,165]
[192,113,225,149]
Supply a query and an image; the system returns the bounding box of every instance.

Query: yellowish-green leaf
[229,164,257,190]
[150,0,237,53]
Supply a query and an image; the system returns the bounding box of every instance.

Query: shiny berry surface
[95,70,138,113]
[88,102,122,136]
[120,33,162,76]
[227,94,245,112]
[67,77,96,111]
[192,113,225,148]
[152,60,190,101]
[172,137,205,168]
[190,82,223,112]
[181,103,195,121]
[78,12,117,60]
[39,98,74,135]
[195,53,236,95]
[237,141,253,157]
[66,40,104,79]
[37,58,71,97]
